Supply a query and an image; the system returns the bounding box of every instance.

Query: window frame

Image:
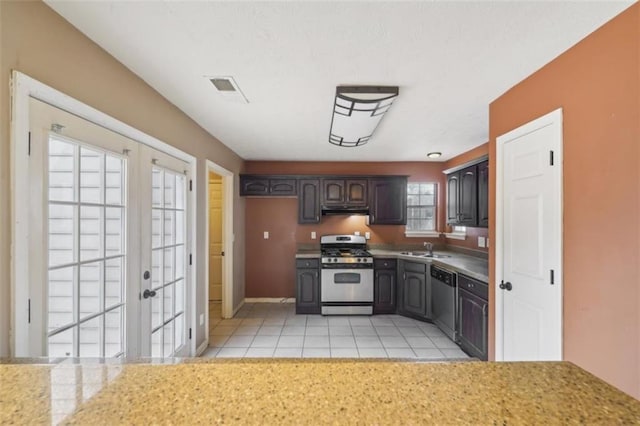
[404,181,439,238]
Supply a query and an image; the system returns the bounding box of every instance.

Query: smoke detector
[206,76,249,103]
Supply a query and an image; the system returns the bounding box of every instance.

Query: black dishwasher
[431,266,456,341]
[456,274,488,361]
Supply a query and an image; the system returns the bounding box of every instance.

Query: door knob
[143,289,157,299]
[143,270,150,280]
[499,280,513,291]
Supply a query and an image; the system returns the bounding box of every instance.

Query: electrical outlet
[311,231,316,240]
[354,231,360,236]
[478,236,486,248]
[365,232,371,240]
[263,231,269,239]
[199,314,204,326]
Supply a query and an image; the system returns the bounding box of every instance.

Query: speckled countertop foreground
[1,359,639,425]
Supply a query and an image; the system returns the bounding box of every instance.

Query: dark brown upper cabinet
[298,179,321,224]
[444,158,488,228]
[322,178,368,206]
[369,177,407,225]
[240,175,297,196]
[477,161,489,228]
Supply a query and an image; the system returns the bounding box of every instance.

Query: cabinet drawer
[458,274,488,300]
[374,259,396,270]
[402,261,426,274]
[296,258,319,269]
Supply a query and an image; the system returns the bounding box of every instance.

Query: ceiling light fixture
[329,86,399,147]
[427,152,442,159]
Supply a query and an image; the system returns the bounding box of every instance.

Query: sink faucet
[423,242,433,256]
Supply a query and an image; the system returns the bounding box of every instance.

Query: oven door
[321,268,374,302]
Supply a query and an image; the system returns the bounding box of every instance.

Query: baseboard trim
[244,297,295,304]
[231,300,245,318]
[195,339,209,357]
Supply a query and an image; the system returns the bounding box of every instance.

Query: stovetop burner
[320,235,373,265]
[322,248,372,258]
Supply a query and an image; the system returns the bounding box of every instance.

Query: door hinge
[549,150,554,166]
[189,328,192,340]
[28,132,31,156]
[550,269,555,285]
[28,299,31,323]
[189,179,193,191]
[189,254,193,265]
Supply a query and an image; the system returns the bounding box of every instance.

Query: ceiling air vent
[207,76,249,103]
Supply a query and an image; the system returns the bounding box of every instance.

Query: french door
[26,98,191,358]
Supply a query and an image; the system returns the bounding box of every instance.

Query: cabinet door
[345,179,368,206]
[240,175,270,196]
[322,179,345,205]
[369,177,407,225]
[374,269,396,314]
[446,173,460,225]
[477,161,489,228]
[296,268,320,314]
[403,271,426,317]
[269,178,297,196]
[298,179,320,224]
[457,288,488,360]
[458,166,478,225]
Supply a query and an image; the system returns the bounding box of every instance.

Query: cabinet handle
[315,271,318,278]
[316,216,319,221]
[482,304,488,317]
[403,273,406,280]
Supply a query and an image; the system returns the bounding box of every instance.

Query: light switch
[478,236,486,248]
[311,231,316,240]
[199,314,204,326]
[263,231,269,239]
[354,231,360,236]
[486,238,490,248]
[365,232,371,240]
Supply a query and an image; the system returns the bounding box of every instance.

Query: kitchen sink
[399,251,451,259]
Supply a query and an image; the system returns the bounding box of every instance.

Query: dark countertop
[1,359,638,424]
[295,248,489,282]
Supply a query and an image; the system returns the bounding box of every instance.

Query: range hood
[321,205,370,216]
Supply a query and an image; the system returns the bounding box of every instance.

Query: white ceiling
[45,1,632,162]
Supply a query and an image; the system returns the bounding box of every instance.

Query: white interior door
[496,108,563,361]
[139,145,191,357]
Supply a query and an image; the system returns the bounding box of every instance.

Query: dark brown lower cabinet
[457,275,488,361]
[295,259,320,314]
[374,259,396,314]
[397,260,430,320]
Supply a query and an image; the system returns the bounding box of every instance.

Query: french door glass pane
[47,135,126,358]
[79,261,102,320]
[48,327,74,357]
[49,204,76,267]
[79,316,101,357]
[104,307,123,357]
[48,266,75,332]
[151,329,162,358]
[149,165,186,357]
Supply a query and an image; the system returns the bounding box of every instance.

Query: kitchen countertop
[295,248,489,282]
[1,359,638,424]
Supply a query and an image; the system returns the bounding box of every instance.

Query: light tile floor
[202,302,470,360]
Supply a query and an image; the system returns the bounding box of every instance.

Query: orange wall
[489,4,639,397]
[244,162,447,297]
[443,143,490,252]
